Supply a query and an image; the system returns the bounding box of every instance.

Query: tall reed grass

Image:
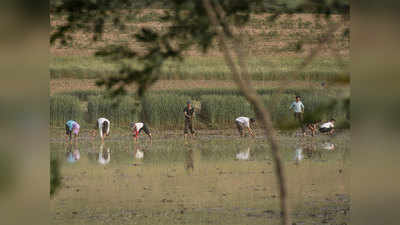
[200,95,255,127]
[151,87,338,100]
[51,90,349,130]
[50,95,83,127]
[142,94,190,129]
[87,96,140,127]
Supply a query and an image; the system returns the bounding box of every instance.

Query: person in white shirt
[130,122,152,142]
[235,116,255,137]
[319,118,336,135]
[92,118,110,142]
[289,96,305,134]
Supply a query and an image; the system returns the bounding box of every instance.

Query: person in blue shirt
[289,96,305,135]
[65,120,80,142]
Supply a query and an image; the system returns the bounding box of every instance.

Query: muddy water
[51,131,350,225]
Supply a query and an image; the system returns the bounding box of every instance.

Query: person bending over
[235,116,256,137]
[319,119,336,135]
[130,122,152,142]
[307,120,321,136]
[65,120,80,142]
[92,117,110,142]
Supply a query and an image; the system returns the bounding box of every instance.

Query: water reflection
[295,142,319,163]
[134,144,144,160]
[322,142,335,151]
[184,148,194,173]
[295,141,335,163]
[295,147,304,163]
[236,147,250,160]
[98,143,110,165]
[135,149,144,159]
[66,143,80,163]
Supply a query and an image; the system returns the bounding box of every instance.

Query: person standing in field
[235,116,256,137]
[289,95,305,135]
[130,122,152,142]
[65,120,80,142]
[183,101,195,139]
[92,117,110,142]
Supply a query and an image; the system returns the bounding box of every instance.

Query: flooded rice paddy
[51,130,350,225]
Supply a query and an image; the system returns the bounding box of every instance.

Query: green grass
[50,55,349,81]
[50,95,83,127]
[58,87,341,102]
[55,89,104,101]
[142,94,191,129]
[200,95,254,127]
[50,56,120,79]
[50,88,349,129]
[87,95,140,127]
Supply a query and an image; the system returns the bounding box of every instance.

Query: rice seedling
[50,95,83,127]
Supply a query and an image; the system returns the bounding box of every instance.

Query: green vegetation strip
[51,88,349,130]
[50,56,349,81]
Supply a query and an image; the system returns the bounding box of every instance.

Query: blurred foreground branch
[202,1,289,224]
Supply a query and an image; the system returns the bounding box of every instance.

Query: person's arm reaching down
[134,128,139,142]
[184,110,191,119]
[247,127,255,137]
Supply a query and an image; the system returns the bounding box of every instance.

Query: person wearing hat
[183,101,195,139]
[289,95,305,135]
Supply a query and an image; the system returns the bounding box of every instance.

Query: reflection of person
[235,117,255,137]
[98,143,110,165]
[65,120,80,142]
[134,145,144,159]
[184,149,194,173]
[236,147,251,160]
[66,143,80,163]
[319,119,336,135]
[130,122,152,142]
[322,142,335,151]
[183,101,195,139]
[304,143,317,159]
[289,96,305,135]
[295,148,303,163]
[92,117,110,142]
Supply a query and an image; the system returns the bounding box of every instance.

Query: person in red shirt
[130,122,152,142]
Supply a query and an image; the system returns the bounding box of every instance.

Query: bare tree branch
[202,1,289,225]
